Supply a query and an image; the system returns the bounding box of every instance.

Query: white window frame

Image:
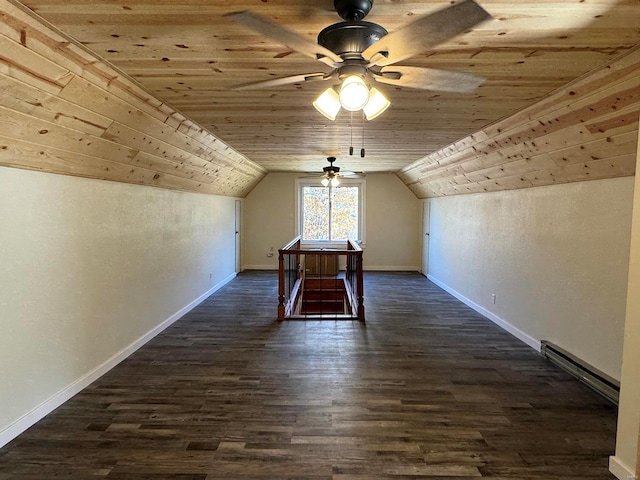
[295,178,366,248]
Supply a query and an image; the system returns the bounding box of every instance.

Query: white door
[422,201,430,276]
[235,200,241,273]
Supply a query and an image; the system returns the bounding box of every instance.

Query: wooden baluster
[277,250,285,320]
[356,251,365,321]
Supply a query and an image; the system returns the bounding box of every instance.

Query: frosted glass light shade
[331,177,340,187]
[363,87,391,120]
[313,79,390,121]
[321,177,330,187]
[313,88,341,120]
[339,75,370,111]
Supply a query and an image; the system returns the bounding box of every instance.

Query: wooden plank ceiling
[399,46,640,197]
[4,0,640,197]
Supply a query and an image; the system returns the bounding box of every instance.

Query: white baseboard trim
[243,264,277,270]
[0,272,236,449]
[364,266,420,272]
[610,456,638,480]
[427,274,541,352]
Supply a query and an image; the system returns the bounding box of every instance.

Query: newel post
[277,250,285,320]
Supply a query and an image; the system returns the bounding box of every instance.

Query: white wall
[242,173,297,269]
[427,177,633,380]
[0,167,238,446]
[364,174,421,270]
[242,172,420,270]
[611,128,640,480]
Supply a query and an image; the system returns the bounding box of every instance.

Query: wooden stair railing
[278,238,364,321]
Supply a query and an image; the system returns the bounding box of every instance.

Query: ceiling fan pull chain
[361,111,365,158]
[349,111,354,156]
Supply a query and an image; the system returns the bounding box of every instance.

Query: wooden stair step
[304,278,344,289]
[304,289,345,301]
[301,299,345,314]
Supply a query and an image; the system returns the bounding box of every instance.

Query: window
[297,180,364,244]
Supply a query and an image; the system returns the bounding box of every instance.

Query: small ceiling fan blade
[363,0,492,67]
[374,66,484,93]
[232,72,331,91]
[225,11,342,67]
[340,172,366,178]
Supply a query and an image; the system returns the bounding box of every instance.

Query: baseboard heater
[541,341,620,405]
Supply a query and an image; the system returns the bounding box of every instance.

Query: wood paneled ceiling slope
[1,0,639,198]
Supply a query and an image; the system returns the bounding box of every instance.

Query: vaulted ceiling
[5,0,640,197]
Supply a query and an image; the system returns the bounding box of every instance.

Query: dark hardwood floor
[0,271,617,479]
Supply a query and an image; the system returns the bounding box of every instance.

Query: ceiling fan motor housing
[334,0,374,21]
[318,21,387,56]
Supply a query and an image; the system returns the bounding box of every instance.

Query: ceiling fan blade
[225,11,342,67]
[299,0,335,17]
[374,66,484,93]
[232,72,332,91]
[362,0,492,67]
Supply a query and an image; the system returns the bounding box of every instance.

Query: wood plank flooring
[0,271,618,479]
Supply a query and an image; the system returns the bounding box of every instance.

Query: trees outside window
[300,184,362,242]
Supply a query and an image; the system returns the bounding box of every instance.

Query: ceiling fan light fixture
[313,88,341,120]
[363,87,391,120]
[321,177,330,187]
[331,176,340,187]
[339,75,370,111]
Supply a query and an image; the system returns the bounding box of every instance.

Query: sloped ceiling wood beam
[0,0,266,198]
[399,46,640,199]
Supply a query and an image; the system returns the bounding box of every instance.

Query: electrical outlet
[491,293,496,304]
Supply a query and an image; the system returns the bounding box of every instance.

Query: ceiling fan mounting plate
[334,0,374,21]
[318,21,388,56]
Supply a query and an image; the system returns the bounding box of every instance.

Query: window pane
[302,186,329,240]
[330,186,359,241]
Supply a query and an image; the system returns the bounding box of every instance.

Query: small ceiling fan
[304,157,364,187]
[226,0,492,120]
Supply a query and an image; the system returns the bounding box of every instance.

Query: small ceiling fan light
[331,176,340,187]
[363,87,391,120]
[313,88,341,120]
[339,75,370,111]
[321,177,330,187]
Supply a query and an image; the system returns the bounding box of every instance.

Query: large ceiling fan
[226,0,492,120]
